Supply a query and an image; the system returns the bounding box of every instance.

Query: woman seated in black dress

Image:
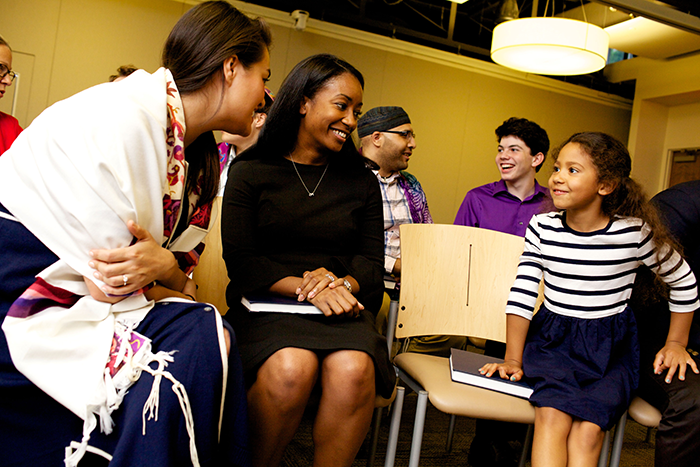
[221,54,394,467]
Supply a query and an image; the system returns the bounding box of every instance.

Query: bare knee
[572,420,604,451]
[322,351,375,401]
[255,348,319,409]
[536,407,571,426]
[535,407,573,437]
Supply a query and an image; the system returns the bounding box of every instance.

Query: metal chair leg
[608,411,628,467]
[408,390,429,467]
[598,429,611,467]
[384,386,405,467]
[445,414,456,452]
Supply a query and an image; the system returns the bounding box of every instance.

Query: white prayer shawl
[0,69,210,464]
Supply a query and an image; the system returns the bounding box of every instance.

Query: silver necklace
[289,153,329,197]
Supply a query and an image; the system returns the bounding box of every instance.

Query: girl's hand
[89,220,179,295]
[307,286,364,318]
[296,267,339,302]
[654,342,699,383]
[479,359,524,382]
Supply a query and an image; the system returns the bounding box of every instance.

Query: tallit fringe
[64,325,199,467]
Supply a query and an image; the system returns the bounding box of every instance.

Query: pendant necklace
[289,152,329,197]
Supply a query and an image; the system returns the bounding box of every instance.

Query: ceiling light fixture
[446,0,468,4]
[490,1,609,76]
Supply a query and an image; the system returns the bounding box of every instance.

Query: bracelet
[184,294,196,301]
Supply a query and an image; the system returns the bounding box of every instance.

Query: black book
[449,348,533,399]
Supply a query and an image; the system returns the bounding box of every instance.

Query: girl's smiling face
[549,142,608,214]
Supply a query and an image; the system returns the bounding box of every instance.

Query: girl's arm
[480,314,531,381]
[654,311,699,383]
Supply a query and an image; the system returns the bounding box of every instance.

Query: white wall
[607,53,700,195]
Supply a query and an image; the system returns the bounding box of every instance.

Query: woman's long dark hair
[238,54,365,167]
[162,1,271,205]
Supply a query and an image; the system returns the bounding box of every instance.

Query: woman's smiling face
[298,72,363,154]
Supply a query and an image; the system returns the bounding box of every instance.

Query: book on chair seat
[449,348,533,399]
[241,294,323,314]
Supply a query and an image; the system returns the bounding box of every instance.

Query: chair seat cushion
[395,352,535,424]
[629,396,662,427]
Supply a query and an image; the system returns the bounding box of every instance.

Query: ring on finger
[325,273,335,282]
[122,275,128,287]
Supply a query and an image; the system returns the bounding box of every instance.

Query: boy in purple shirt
[454,117,552,467]
[454,117,552,236]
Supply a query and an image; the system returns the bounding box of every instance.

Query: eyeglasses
[381,130,416,140]
[0,64,17,83]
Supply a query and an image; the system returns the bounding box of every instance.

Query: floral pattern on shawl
[162,77,211,274]
[163,79,187,240]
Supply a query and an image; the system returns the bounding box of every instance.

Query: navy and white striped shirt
[506,212,699,320]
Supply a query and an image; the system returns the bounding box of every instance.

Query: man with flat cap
[357,106,431,277]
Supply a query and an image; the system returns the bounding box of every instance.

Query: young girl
[481,132,699,467]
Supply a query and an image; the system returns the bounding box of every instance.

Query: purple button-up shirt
[453,179,553,237]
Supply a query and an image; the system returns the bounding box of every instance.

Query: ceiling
[240,0,700,99]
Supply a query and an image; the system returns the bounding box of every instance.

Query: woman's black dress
[221,155,394,398]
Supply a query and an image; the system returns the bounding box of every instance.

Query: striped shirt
[376,172,413,273]
[506,212,699,320]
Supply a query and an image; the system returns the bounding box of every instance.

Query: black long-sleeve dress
[221,155,395,398]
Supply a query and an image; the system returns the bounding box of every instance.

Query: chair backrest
[396,223,528,343]
[192,197,230,314]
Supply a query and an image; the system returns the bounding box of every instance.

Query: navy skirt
[0,203,250,466]
[523,306,640,431]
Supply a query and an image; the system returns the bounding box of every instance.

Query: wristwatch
[343,278,353,294]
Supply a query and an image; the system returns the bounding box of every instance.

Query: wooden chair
[384,223,537,467]
[193,197,229,315]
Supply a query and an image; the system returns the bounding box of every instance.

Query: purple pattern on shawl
[7,277,80,318]
[218,142,231,173]
[398,171,433,224]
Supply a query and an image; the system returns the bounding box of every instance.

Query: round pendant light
[491,17,610,76]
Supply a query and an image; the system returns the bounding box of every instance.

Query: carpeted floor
[281,391,656,467]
